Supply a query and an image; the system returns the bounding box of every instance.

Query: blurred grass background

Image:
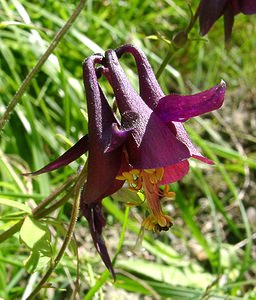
[0,0,256,299]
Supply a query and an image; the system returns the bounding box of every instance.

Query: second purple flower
[198,0,256,43]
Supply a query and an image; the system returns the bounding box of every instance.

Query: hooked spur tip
[83,203,116,280]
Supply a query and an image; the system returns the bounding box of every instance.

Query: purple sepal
[22,135,89,176]
[81,55,125,205]
[224,3,235,44]
[174,122,213,164]
[82,202,116,280]
[104,123,132,153]
[199,0,227,35]
[155,81,226,122]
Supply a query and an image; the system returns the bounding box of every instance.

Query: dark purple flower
[103,47,225,232]
[198,0,256,43]
[24,45,226,277]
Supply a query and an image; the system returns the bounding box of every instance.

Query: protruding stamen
[116,175,126,180]
[122,171,134,181]
[142,214,173,232]
[156,168,164,181]
[130,169,141,176]
[116,167,174,232]
[160,185,176,198]
[144,168,156,174]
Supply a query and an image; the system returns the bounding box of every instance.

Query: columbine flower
[24,45,226,277]
[103,48,225,232]
[198,0,256,43]
[111,43,226,228]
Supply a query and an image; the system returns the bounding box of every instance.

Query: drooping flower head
[198,0,256,43]
[106,44,225,231]
[24,44,226,277]
[104,49,191,231]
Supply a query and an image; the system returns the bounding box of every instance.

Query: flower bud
[172,31,188,48]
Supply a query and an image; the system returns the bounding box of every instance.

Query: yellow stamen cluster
[116,167,175,232]
[116,169,142,191]
[142,214,173,232]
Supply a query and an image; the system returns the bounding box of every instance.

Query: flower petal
[81,55,125,205]
[199,0,228,35]
[115,44,164,108]
[104,123,132,153]
[22,135,89,176]
[82,154,129,207]
[105,111,139,153]
[127,113,191,169]
[174,122,213,164]
[82,203,115,279]
[224,2,235,44]
[154,81,226,122]
[160,160,190,185]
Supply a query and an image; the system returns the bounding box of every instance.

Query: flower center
[116,168,175,232]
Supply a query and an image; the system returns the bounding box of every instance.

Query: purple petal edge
[22,135,88,176]
[174,122,213,165]
[104,123,132,153]
[192,154,213,165]
[155,81,226,122]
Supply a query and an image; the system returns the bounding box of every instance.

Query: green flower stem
[33,163,87,219]
[32,174,77,217]
[33,187,75,219]
[25,164,87,300]
[0,0,86,132]
[156,6,199,80]
[156,47,174,79]
[84,205,130,300]
[71,234,80,300]
[186,4,199,34]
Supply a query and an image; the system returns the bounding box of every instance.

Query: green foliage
[0,0,256,299]
[20,216,52,273]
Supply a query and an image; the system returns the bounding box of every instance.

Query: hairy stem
[33,180,76,219]
[32,174,77,217]
[156,47,174,79]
